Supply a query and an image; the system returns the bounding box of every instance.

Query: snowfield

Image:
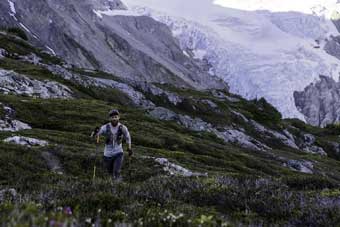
[110,0,340,120]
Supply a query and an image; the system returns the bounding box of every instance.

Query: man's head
[109,109,120,125]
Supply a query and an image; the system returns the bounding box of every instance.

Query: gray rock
[149,106,270,151]
[299,134,327,156]
[303,145,326,156]
[44,64,155,109]
[231,110,249,122]
[0,48,7,58]
[330,141,340,154]
[211,90,239,102]
[0,120,31,132]
[0,188,17,202]
[177,115,212,132]
[285,160,314,174]
[20,53,42,65]
[201,99,218,109]
[3,136,49,147]
[250,120,299,149]
[325,35,340,61]
[0,102,32,132]
[0,69,73,99]
[94,78,155,109]
[155,157,207,177]
[149,107,177,121]
[137,82,183,105]
[302,134,316,145]
[294,75,340,127]
[214,128,271,151]
[245,120,325,155]
[41,151,63,174]
[149,107,212,131]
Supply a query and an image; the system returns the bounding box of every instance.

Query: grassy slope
[1,31,340,226]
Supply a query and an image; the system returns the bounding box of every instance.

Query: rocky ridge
[294,75,340,127]
[0,0,225,90]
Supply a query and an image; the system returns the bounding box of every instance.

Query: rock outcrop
[149,107,270,152]
[154,158,207,177]
[298,134,327,156]
[0,103,31,132]
[136,82,183,105]
[250,120,299,150]
[294,75,340,127]
[3,136,49,147]
[44,64,155,109]
[285,160,314,174]
[0,69,73,99]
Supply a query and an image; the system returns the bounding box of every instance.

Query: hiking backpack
[105,124,125,145]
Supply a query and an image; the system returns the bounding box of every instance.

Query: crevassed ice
[213,0,340,18]
[115,0,340,120]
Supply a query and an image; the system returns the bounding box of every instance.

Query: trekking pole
[127,153,133,196]
[92,135,100,182]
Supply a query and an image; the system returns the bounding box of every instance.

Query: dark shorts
[103,153,124,177]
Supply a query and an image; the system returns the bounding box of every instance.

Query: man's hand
[90,126,100,138]
[127,147,133,157]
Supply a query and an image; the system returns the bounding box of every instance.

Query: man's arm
[91,125,106,143]
[123,126,132,155]
[97,125,106,136]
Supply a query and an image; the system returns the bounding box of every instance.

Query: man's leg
[103,156,114,176]
[113,153,124,179]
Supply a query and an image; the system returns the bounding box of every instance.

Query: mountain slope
[0,0,225,90]
[118,0,340,125]
[2,29,340,226]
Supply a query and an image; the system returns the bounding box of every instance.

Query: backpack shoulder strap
[105,123,111,135]
[117,124,123,136]
[117,124,125,143]
[105,123,113,145]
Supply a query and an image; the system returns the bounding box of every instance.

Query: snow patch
[46,46,56,56]
[7,0,16,14]
[19,23,39,39]
[93,8,137,18]
[193,49,207,60]
[213,0,340,19]
[7,0,17,21]
[93,9,103,18]
[183,50,190,57]
[19,23,30,33]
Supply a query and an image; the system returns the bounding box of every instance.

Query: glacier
[108,0,340,120]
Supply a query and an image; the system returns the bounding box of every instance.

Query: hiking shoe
[113,176,123,183]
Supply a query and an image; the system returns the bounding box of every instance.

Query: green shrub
[6,27,28,40]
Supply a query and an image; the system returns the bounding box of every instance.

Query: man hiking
[92,109,132,181]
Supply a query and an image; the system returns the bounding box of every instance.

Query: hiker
[92,109,132,181]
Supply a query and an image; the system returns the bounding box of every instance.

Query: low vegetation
[1,28,340,226]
